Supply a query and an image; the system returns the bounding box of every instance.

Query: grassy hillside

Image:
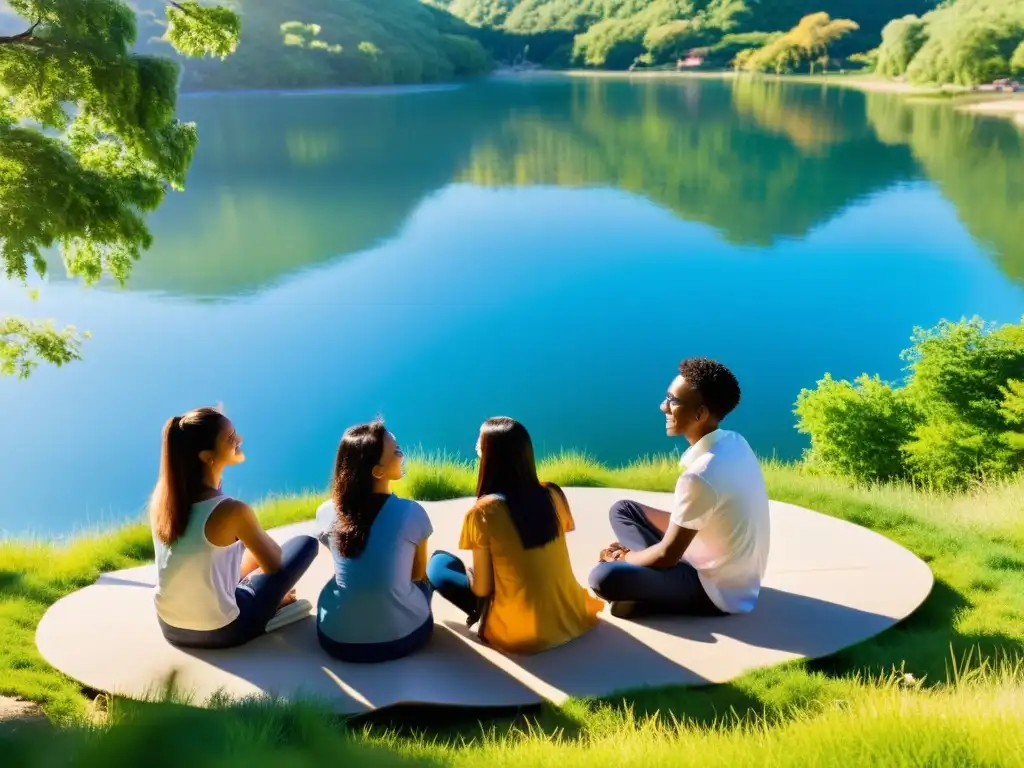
[2,453,1023,765]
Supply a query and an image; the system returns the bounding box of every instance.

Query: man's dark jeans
[588,500,724,617]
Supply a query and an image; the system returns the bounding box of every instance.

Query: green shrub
[795,373,921,482]
[795,317,1024,489]
[901,318,1024,487]
[440,32,494,75]
[892,0,1024,86]
[1012,39,1024,74]
[1000,379,1024,451]
[875,14,927,77]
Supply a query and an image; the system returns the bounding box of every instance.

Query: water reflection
[80,77,1024,298]
[864,92,1024,283]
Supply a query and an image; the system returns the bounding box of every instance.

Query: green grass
[2,452,1024,764]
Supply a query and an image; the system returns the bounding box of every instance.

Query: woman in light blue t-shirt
[315,419,434,663]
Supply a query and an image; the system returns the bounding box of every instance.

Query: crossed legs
[589,500,724,618]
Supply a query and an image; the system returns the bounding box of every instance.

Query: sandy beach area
[957,96,1024,126]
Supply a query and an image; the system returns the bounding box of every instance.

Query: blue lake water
[2,75,1023,538]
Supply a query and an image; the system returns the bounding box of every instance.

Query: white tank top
[152,496,245,631]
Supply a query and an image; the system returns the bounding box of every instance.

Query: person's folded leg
[426,550,482,618]
[589,558,723,618]
[159,536,319,649]
[235,534,319,640]
[609,500,667,551]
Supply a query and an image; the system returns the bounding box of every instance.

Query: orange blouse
[459,485,603,654]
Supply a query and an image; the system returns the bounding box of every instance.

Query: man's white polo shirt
[672,428,771,614]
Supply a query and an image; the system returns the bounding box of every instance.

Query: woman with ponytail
[314,419,435,663]
[151,407,318,649]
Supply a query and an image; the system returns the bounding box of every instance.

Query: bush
[875,14,927,77]
[888,0,1024,86]
[440,33,494,75]
[795,317,1024,489]
[795,373,921,482]
[1000,379,1024,451]
[1012,39,1024,74]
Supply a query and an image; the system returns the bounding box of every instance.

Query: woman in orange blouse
[426,417,603,655]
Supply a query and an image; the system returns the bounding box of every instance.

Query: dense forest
[0,1,492,91]
[873,0,1024,85]
[2,0,1019,88]
[147,0,493,90]
[428,0,937,68]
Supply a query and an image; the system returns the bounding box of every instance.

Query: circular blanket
[36,488,933,714]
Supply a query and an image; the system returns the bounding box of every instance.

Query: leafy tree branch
[0,0,241,377]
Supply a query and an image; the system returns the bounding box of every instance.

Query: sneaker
[265,599,313,632]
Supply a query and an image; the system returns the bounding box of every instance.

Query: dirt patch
[0,696,49,733]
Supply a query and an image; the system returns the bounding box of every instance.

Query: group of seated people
[150,357,771,662]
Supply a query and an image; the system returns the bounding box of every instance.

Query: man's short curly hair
[679,358,741,421]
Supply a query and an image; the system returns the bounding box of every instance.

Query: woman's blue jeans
[426,550,484,620]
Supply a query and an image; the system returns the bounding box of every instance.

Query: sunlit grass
[6,659,1024,767]
[2,452,1023,764]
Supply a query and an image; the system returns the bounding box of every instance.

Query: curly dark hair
[679,358,741,421]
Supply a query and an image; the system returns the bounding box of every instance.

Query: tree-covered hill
[429,0,938,67]
[1,0,493,91]
[875,0,1024,86]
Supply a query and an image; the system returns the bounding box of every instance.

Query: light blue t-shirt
[316,494,433,645]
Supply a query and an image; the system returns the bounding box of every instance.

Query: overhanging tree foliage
[0,0,240,378]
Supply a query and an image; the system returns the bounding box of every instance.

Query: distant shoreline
[177,69,1024,129]
[504,68,1024,127]
[956,95,1024,126]
[178,82,467,99]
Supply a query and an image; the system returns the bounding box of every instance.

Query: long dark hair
[331,420,389,558]
[151,407,227,546]
[476,417,561,550]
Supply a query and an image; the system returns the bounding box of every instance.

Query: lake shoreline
[542,69,1024,127]
[178,70,1022,129]
[955,94,1024,126]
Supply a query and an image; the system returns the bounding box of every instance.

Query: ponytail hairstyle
[151,407,228,545]
[331,419,389,558]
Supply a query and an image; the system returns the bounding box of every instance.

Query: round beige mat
[36,488,933,713]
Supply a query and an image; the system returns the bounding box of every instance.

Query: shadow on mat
[176,614,712,714]
[174,585,904,717]
[629,586,902,656]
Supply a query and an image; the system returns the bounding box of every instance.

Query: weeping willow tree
[0,0,240,378]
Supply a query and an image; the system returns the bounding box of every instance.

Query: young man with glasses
[588,358,771,619]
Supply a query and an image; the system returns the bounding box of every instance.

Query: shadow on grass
[350,700,589,741]
[805,578,1024,681]
[350,572,1024,745]
[1,700,448,767]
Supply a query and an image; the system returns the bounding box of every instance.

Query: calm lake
[2,75,1023,538]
